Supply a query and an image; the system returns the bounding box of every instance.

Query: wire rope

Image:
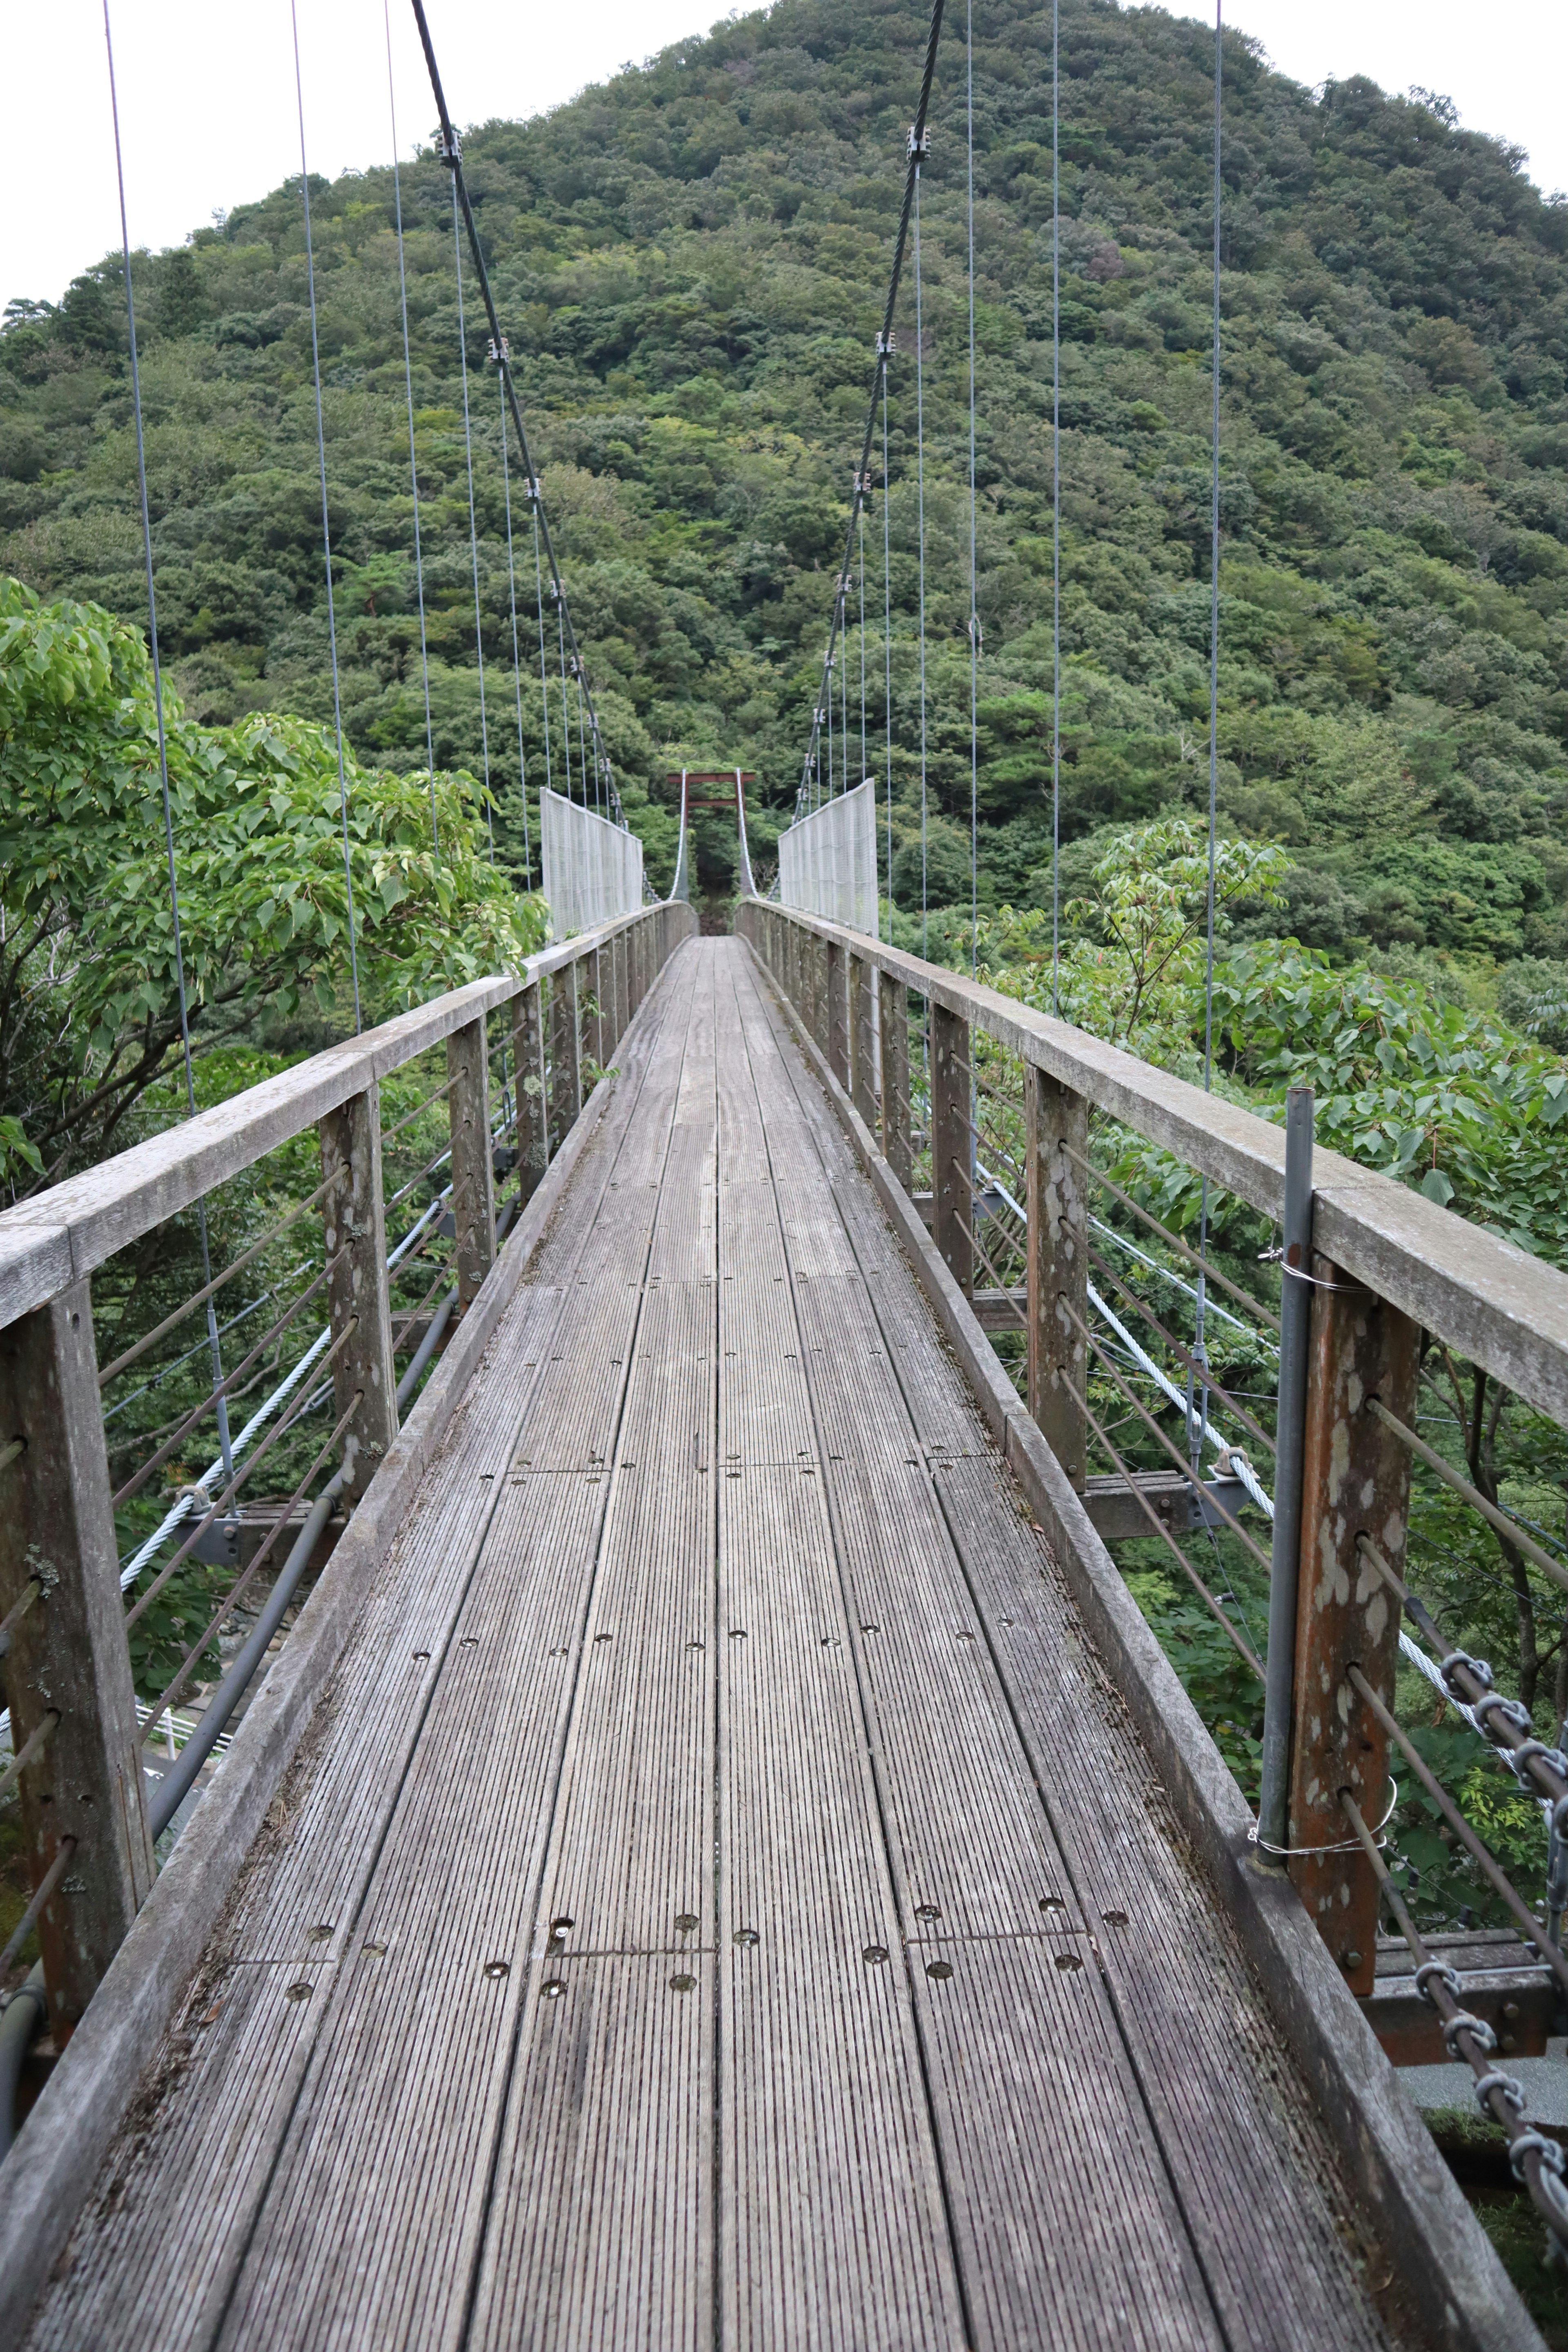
[914,160,930,960]
[557,601,573,802]
[496,368,534,886]
[103,0,234,1490]
[290,0,362,1034]
[451,180,494,855]
[840,586,849,794]
[1051,0,1061,1014]
[531,503,553,793]
[966,0,979,980]
[858,505,867,786]
[383,0,438,856]
[883,373,893,936]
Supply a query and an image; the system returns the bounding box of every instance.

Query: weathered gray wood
[583,946,605,1073]
[1287,1264,1419,1994]
[848,950,876,1130]
[825,938,849,1090]
[735,903,1568,1431]
[1025,1065,1087,1488]
[447,1016,497,1314]
[510,980,549,1207]
[547,961,581,1149]
[318,1087,398,1493]
[0,1282,154,2040]
[877,967,912,1191]
[931,1002,972,1298]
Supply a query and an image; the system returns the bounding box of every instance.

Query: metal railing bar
[0,1839,75,1984]
[1060,1139,1281,1335]
[0,1713,57,1809]
[0,1439,22,1476]
[102,1292,274,1424]
[122,1319,357,1629]
[111,1253,345,1510]
[1367,1399,1568,1598]
[384,1142,453,1217]
[379,1073,457,1144]
[0,1581,40,1662]
[947,1207,1027,1327]
[96,1167,348,1390]
[1086,1245,1277,1459]
[1090,1217,1271,1347]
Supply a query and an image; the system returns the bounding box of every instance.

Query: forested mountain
[3,0,1567,961]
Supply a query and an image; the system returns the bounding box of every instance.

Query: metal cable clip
[1508,1739,1568,1794]
[437,128,461,165]
[1414,1959,1462,2006]
[876,330,895,356]
[487,335,510,364]
[907,125,930,158]
[1511,2128,1568,2185]
[1439,1649,1493,1695]
[1474,2069,1527,2118]
[1443,2010,1497,2059]
[1474,1692,1533,1736]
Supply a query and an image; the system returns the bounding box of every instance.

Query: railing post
[1286,1270,1420,1996]
[320,1083,399,1492]
[826,938,849,1090]
[811,933,830,1055]
[1258,1087,1315,1867]
[1025,1066,1088,1488]
[849,950,877,1129]
[511,979,549,1207]
[584,947,605,1075]
[549,960,581,1147]
[446,1015,497,1312]
[878,969,912,1189]
[607,931,626,1054]
[931,1002,973,1298]
[0,1283,155,2037]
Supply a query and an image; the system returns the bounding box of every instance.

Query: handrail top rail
[0,906,658,1332]
[745,899,1568,1428]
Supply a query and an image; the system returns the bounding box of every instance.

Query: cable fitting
[437,129,462,166]
[1512,2129,1568,2186]
[907,125,930,158]
[876,331,896,357]
[1439,1649,1493,1695]
[1473,1693,1533,1737]
[1474,2069,1527,2118]
[1508,1740,1568,1795]
[1414,1958,1462,2006]
[487,335,510,365]
[1443,2009,1497,2059]
[523,477,543,504]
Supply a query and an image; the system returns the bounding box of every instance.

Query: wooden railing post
[811,933,829,1055]
[826,938,849,1090]
[0,1283,154,2037]
[549,960,581,1147]
[511,980,549,1207]
[849,951,877,1129]
[1025,1067,1088,1488]
[446,1016,496,1312]
[607,931,626,1056]
[878,969,912,1189]
[1286,1274,1420,1996]
[584,947,605,1075]
[319,1083,399,1495]
[931,1002,973,1297]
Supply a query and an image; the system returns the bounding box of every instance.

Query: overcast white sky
[4,0,1564,316]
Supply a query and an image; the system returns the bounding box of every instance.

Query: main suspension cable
[291,0,363,1033]
[383,0,438,857]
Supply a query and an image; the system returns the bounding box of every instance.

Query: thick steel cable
[383,0,438,854]
[966,0,979,980]
[410,1,628,831]
[1085,1243,1275,1457]
[291,0,363,1033]
[103,0,236,1489]
[102,1294,272,1425]
[531,504,553,794]
[914,164,930,960]
[1060,1138,1281,1333]
[496,370,534,885]
[794,0,947,817]
[1051,0,1061,1013]
[451,180,494,855]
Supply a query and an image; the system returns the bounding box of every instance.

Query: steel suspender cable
[291,0,363,1033]
[914,158,929,960]
[557,602,572,802]
[497,368,534,886]
[103,0,234,1492]
[884,374,893,935]
[1051,0,1061,1015]
[840,589,848,793]
[532,503,553,793]
[384,0,438,858]
[858,506,867,786]
[451,183,494,855]
[966,0,979,980]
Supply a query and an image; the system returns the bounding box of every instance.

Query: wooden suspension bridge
[0,910,1564,2346]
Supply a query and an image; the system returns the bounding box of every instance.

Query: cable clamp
[523,477,543,503]
[876,330,896,357]
[968,612,984,649]
[1511,2128,1568,2186]
[1280,1263,1370,1294]
[853,469,874,494]
[1508,1739,1568,1795]
[437,128,462,166]
[487,335,510,365]
[1474,2069,1527,2119]
[1439,1649,1493,1696]
[907,125,930,158]
[1473,1692,1533,1737]
[1414,1959,1463,2007]
[1443,2009,1497,2059]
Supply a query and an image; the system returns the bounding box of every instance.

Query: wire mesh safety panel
[540,788,644,940]
[777,778,879,938]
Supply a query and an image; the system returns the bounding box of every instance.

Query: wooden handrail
[739,900,1568,1428]
[0,907,662,1330]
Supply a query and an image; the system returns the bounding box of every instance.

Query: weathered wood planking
[26,939,1413,2352]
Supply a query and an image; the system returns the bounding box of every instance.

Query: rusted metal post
[826,938,850,1090]
[878,969,912,1189]
[1287,1270,1420,1997]
[510,980,549,1208]
[320,1083,399,1493]
[549,960,581,1147]
[446,1016,496,1313]
[1026,1066,1088,1488]
[931,1002,973,1298]
[849,951,877,1130]
[1258,1087,1314,1863]
[0,1284,155,2040]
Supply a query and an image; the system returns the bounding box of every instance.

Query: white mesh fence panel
[776,777,878,936]
[540,788,644,938]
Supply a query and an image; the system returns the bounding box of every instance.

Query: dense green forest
[2,0,1566,973]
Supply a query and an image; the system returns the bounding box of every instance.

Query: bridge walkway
[28,937,1392,2350]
